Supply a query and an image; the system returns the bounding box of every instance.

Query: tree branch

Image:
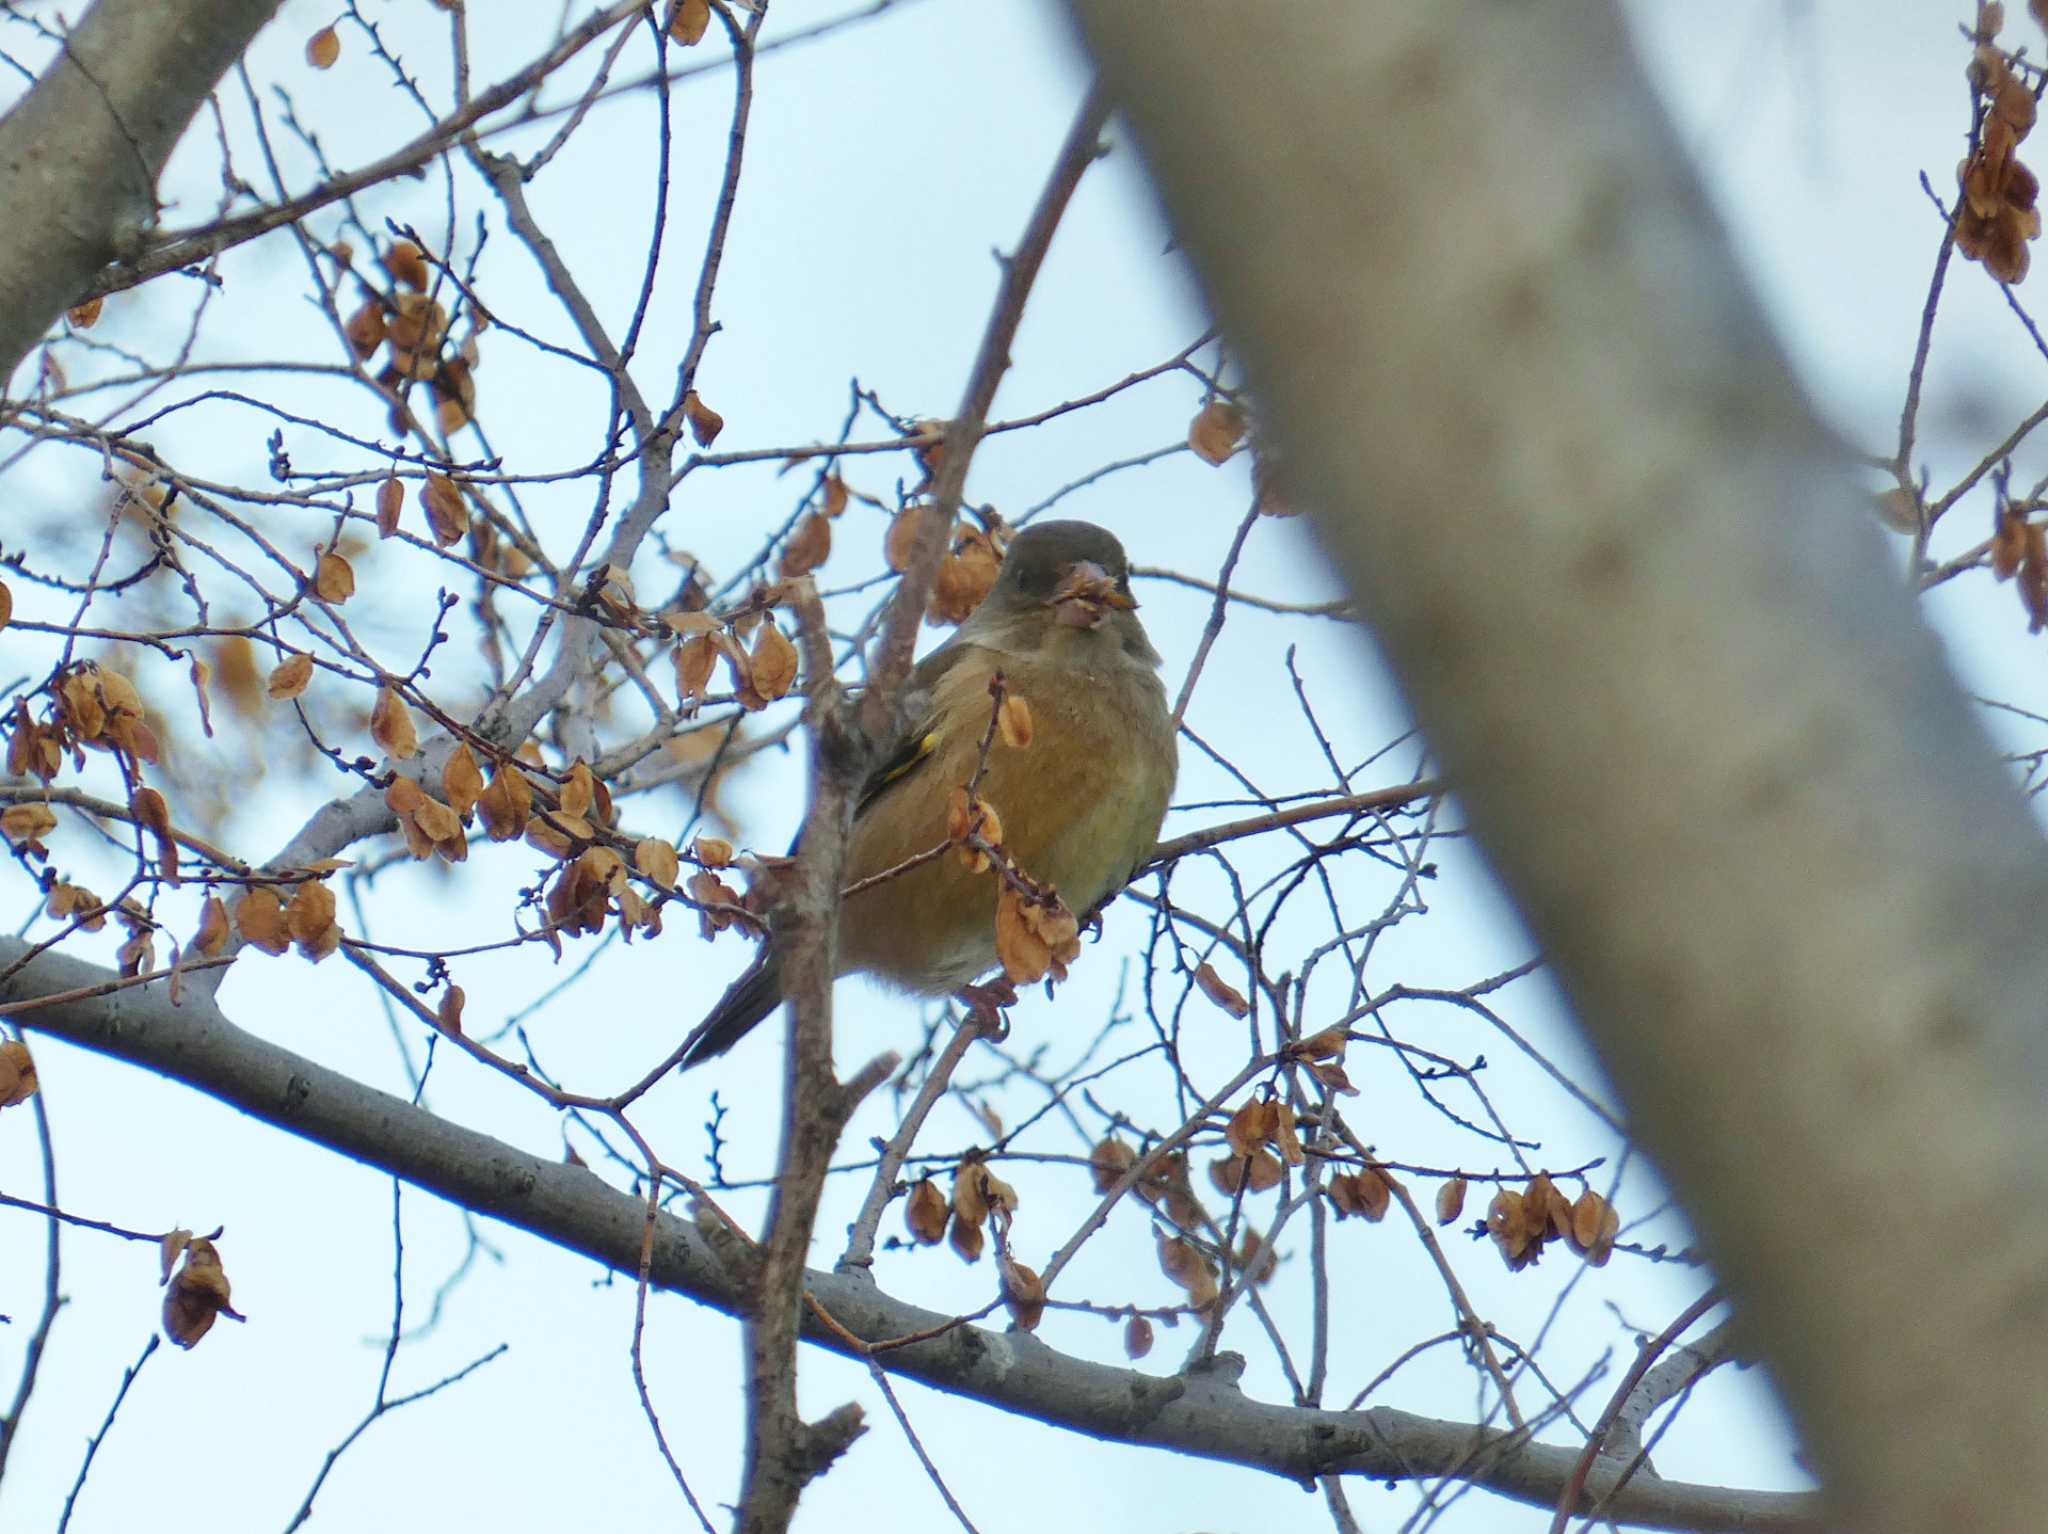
[1064,0,2048,1525]
[0,0,286,387]
[0,936,1816,1533]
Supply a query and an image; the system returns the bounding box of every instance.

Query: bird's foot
[956,976,1018,1038]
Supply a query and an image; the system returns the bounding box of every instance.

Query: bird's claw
[956,976,1019,1036]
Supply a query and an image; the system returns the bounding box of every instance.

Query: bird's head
[964,520,1158,665]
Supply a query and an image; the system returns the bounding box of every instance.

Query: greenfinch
[677,519,1176,1066]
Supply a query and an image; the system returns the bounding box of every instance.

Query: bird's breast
[838,647,1173,995]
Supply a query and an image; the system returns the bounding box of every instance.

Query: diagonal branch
[0,0,287,386]
[858,80,1113,735]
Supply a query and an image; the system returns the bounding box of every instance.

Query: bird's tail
[675,950,783,1070]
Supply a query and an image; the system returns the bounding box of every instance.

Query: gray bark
[1064,1,2048,1526]
[0,0,283,388]
[0,936,1813,1533]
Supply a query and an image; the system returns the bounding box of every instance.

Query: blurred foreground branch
[1067,1,2048,1526]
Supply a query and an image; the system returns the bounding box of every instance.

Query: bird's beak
[1047,561,1137,627]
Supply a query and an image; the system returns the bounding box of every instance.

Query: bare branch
[0,936,1819,1533]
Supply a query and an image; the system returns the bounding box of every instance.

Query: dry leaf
[997,693,1033,750]
[1188,399,1247,465]
[375,475,403,537]
[905,1178,948,1245]
[947,787,1002,873]
[67,296,104,329]
[779,513,831,578]
[1292,1026,1349,1060]
[191,894,230,958]
[162,1236,241,1348]
[885,505,926,572]
[438,984,466,1036]
[477,762,533,841]
[1,803,57,849]
[953,1164,991,1226]
[1137,1151,1201,1230]
[0,1041,38,1109]
[927,527,1001,626]
[748,622,797,704]
[1123,1314,1153,1359]
[385,776,426,818]
[345,301,386,359]
[384,240,429,291]
[994,885,1081,986]
[674,633,718,708]
[115,928,154,979]
[1269,1101,1304,1164]
[1210,1149,1282,1195]
[412,794,460,844]
[1237,1230,1279,1286]
[1156,1233,1218,1310]
[1436,1177,1469,1226]
[1568,1189,1621,1266]
[1487,1188,1548,1271]
[234,886,291,955]
[305,25,340,68]
[131,786,179,884]
[548,765,590,826]
[1224,1101,1266,1158]
[528,810,595,862]
[442,744,485,818]
[1329,1169,1392,1222]
[668,0,711,45]
[159,1229,191,1283]
[1526,1174,1574,1239]
[634,837,680,890]
[371,686,420,760]
[1873,487,1919,535]
[948,1212,985,1264]
[1193,960,1250,1019]
[1090,1137,1137,1193]
[1996,508,2029,579]
[188,655,215,738]
[693,835,733,868]
[1002,1258,1046,1331]
[314,548,355,604]
[421,472,467,546]
[47,881,107,931]
[682,389,724,446]
[286,880,340,962]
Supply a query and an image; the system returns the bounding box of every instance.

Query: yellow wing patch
[856,727,939,819]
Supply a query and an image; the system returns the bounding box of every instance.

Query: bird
[675,519,1177,1068]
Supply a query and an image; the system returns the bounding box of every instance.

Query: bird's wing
[853,641,986,821]
[676,642,989,1072]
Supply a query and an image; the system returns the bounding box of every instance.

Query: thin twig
[56,1333,160,1534]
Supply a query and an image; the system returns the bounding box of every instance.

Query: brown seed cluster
[668,603,799,715]
[1209,1095,1305,1197]
[883,506,1009,627]
[1485,1174,1621,1271]
[1959,7,2046,284]
[341,240,483,436]
[160,1231,244,1349]
[1991,498,2048,630]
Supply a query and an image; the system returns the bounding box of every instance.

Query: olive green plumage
[677,520,1176,1068]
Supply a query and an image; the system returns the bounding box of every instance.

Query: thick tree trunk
[1066,1,2048,1525]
